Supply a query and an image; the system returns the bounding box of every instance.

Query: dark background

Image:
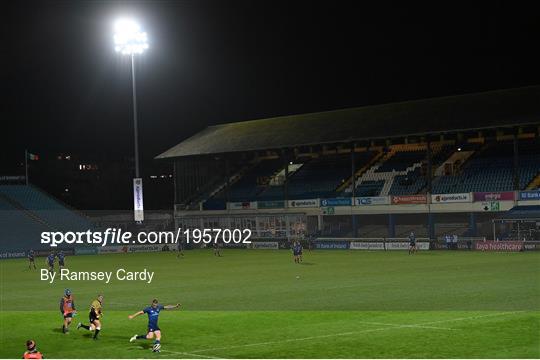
[2,1,539,209]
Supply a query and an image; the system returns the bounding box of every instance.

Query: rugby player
[213,240,222,257]
[408,231,417,255]
[57,250,66,269]
[28,249,36,270]
[46,252,55,273]
[292,241,301,263]
[59,288,76,334]
[129,299,181,352]
[22,340,43,359]
[176,240,184,258]
[77,294,104,340]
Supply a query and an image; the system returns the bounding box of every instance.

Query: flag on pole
[27,152,39,161]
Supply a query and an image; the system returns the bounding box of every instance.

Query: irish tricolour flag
[27,152,39,161]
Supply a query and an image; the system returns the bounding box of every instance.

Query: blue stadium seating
[376,150,425,172]
[355,180,385,197]
[389,168,427,195]
[432,140,540,193]
[216,158,284,202]
[203,139,539,203]
[260,152,376,200]
[0,196,50,250]
[0,185,93,233]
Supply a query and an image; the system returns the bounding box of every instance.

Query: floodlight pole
[131,54,140,178]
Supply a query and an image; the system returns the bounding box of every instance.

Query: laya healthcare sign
[431,193,472,203]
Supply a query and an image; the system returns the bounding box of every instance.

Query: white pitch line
[356,321,454,330]
[187,311,526,354]
[161,350,223,359]
[187,327,405,354]
[416,311,526,326]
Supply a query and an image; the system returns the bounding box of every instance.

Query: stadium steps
[0,192,57,231]
[252,167,288,198]
[348,151,394,193]
[337,151,383,193]
[30,184,92,223]
[353,149,425,196]
[199,162,256,204]
[526,172,540,190]
[0,185,93,232]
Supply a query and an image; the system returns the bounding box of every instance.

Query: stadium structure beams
[513,132,520,191]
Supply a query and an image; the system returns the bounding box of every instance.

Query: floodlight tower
[114,19,149,222]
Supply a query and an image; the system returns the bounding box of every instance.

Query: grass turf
[1,249,539,358]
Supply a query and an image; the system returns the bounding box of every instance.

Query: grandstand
[156,86,540,241]
[0,184,93,251]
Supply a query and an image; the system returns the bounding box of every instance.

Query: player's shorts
[410,242,416,247]
[299,250,303,255]
[64,312,74,319]
[293,251,299,256]
[148,326,160,333]
[89,311,99,323]
[28,257,34,261]
[48,262,54,267]
[59,260,65,266]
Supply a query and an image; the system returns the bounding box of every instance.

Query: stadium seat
[0,185,94,233]
[432,140,540,193]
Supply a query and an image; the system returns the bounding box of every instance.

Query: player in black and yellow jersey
[77,294,104,340]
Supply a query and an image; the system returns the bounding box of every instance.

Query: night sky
[3,1,540,166]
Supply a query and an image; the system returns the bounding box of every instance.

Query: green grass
[1,249,539,358]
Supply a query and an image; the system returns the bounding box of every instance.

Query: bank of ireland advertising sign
[519,190,540,201]
[354,196,390,206]
[315,241,349,249]
[320,198,352,207]
[431,193,472,203]
[288,199,320,208]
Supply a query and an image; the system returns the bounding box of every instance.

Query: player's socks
[79,324,90,330]
[93,329,100,339]
[136,335,147,340]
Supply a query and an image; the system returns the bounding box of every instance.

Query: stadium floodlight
[114,19,149,55]
[114,18,148,223]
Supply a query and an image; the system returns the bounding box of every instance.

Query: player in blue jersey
[46,252,56,273]
[408,232,417,255]
[28,249,36,270]
[292,241,302,263]
[57,250,66,269]
[129,299,181,352]
[176,240,184,258]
